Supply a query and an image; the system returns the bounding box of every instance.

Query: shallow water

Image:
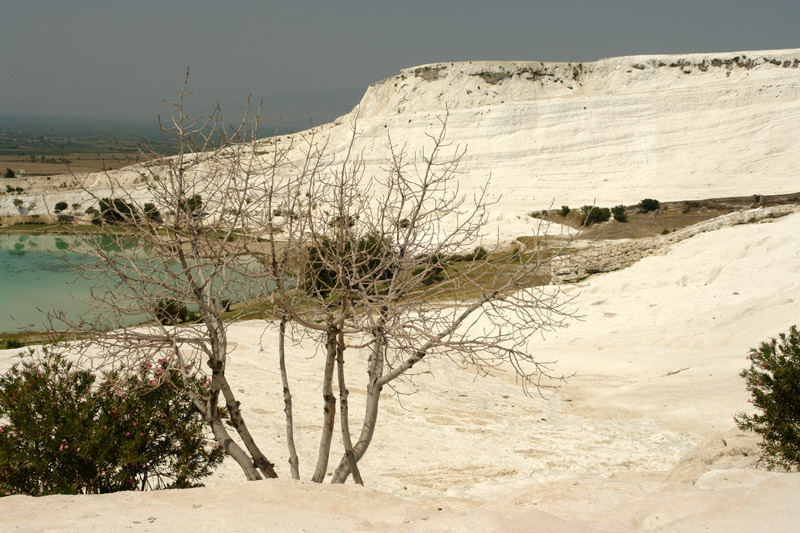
[0,234,102,332]
[0,234,270,333]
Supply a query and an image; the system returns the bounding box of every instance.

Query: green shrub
[12,199,23,209]
[753,194,762,204]
[471,246,489,261]
[660,228,671,235]
[412,252,448,286]
[638,198,661,213]
[304,232,393,298]
[54,201,69,214]
[736,326,800,471]
[4,169,14,179]
[0,352,223,496]
[154,299,190,325]
[560,205,571,217]
[179,194,203,216]
[4,340,23,350]
[448,246,490,264]
[143,202,162,223]
[580,205,611,225]
[611,205,628,222]
[99,197,137,225]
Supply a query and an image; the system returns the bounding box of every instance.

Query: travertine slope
[278,49,800,211]
[2,50,798,221]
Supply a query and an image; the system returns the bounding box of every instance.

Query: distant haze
[2,0,799,127]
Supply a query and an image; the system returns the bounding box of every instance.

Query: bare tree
[245,113,577,484]
[51,74,288,481]
[52,79,576,486]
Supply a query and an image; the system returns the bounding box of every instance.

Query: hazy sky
[2,0,798,125]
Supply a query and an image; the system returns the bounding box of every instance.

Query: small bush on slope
[638,198,661,213]
[580,205,611,225]
[611,205,628,222]
[0,351,223,496]
[736,325,800,471]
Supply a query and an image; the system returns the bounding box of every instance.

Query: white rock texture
[3,49,799,225]
[286,49,800,212]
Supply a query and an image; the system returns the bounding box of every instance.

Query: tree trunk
[208,354,277,479]
[217,373,278,478]
[279,315,300,480]
[206,389,262,481]
[334,328,363,485]
[331,327,385,483]
[311,327,338,482]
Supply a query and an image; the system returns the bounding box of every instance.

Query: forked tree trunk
[217,372,277,478]
[206,315,278,479]
[206,389,262,480]
[311,328,338,482]
[279,315,300,480]
[335,329,363,485]
[331,328,385,483]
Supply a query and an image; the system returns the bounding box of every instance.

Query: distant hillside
[1,50,798,221]
[263,49,800,211]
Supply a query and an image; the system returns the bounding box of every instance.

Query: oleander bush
[736,325,800,471]
[0,351,223,496]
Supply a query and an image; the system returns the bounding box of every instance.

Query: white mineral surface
[2,50,800,531]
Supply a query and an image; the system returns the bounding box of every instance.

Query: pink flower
[125,432,130,437]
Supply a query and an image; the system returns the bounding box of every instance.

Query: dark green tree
[580,205,611,225]
[99,197,137,225]
[611,204,628,222]
[179,194,203,215]
[153,299,190,325]
[638,198,661,213]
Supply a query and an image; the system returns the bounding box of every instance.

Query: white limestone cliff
[4,49,799,224]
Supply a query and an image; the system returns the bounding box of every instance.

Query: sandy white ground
[1,208,798,532]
